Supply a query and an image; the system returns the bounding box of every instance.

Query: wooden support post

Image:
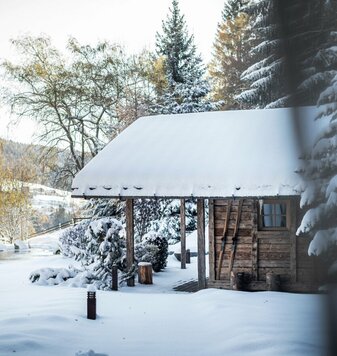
[208,199,215,281]
[180,198,186,269]
[126,198,135,287]
[197,199,206,290]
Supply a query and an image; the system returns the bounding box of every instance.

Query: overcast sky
[0,0,225,144]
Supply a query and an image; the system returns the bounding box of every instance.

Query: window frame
[258,198,290,231]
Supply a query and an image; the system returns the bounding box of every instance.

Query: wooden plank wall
[213,199,254,281]
[209,197,317,292]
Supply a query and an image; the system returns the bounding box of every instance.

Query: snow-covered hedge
[29,267,80,285]
[135,231,168,272]
[53,217,169,290]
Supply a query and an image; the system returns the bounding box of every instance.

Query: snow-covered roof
[71,107,325,199]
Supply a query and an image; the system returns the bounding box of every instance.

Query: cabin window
[259,199,289,229]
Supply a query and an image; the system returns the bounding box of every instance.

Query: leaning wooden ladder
[216,200,232,280]
[228,199,244,277]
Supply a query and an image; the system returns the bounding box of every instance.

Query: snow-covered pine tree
[236,1,331,108]
[154,0,217,114]
[84,198,124,221]
[79,217,127,289]
[297,1,337,105]
[84,198,162,241]
[296,1,337,271]
[209,0,252,109]
[59,220,90,259]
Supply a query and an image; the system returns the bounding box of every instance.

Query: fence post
[112,265,118,291]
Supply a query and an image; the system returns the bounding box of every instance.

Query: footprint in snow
[75,350,108,356]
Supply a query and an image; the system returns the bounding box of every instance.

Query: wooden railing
[28,217,91,238]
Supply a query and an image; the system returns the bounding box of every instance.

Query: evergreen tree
[236,1,332,108]
[296,1,337,267]
[154,0,217,114]
[209,0,251,109]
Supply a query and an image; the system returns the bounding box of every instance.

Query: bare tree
[1,36,155,185]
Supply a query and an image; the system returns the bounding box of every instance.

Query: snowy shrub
[29,267,80,285]
[59,220,90,259]
[141,231,168,272]
[135,241,160,267]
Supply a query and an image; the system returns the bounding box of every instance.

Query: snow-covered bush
[135,241,160,267]
[59,220,90,258]
[48,216,171,289]
[140,231,168,272]
[29,267,80,285]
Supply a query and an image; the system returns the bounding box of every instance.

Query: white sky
[0,0,225,144]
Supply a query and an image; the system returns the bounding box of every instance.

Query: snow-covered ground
[0,245,325,356]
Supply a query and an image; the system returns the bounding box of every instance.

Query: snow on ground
[0,249,325,356]
[28,230,62,253]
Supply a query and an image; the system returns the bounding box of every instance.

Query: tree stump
[230,271,245,291]
[266,272,281,291]
[138,262,153,284]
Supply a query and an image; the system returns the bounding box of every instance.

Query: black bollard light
[186,249,191,264]
[112,265,118,291]
[87,286,96,320]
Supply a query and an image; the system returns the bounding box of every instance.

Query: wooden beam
[180,198,186,269]
[208,199,215,281]
[126,198,135,287]
[197,199,206,289]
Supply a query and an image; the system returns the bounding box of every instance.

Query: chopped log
[266,272,281,291]
[138,262,153,284]
[230,271,245,291]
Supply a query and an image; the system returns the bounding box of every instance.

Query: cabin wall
[208,198,316,292]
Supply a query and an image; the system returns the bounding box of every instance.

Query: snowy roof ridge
[72,107,326,199]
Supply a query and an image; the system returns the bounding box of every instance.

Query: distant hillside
[0,138,72,190]
[25,182,86,234]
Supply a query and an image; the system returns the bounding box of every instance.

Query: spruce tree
[296,1,337,266]
[236,0,332,108]
[209,0,251,109]
[154,0,217,114]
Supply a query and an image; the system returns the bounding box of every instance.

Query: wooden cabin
[208,197,316,292]
[71,107,325,292]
